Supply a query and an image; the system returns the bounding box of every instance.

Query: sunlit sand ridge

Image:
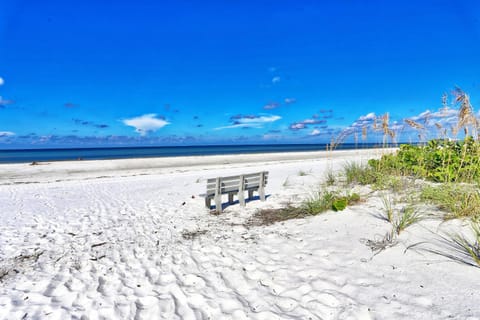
[0,149,479,319]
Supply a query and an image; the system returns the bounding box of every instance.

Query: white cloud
[123,114,170,136]
[239,115,281,124]
[310,129,321,136]
[289,123,306,130]
[0,77,4,86]
[272,76,281,84]
[215,123,264,130]
[351,112,377,128]
[0,131,15,137]
[215,115,281,130]
[263,133,282,140]
[358,112,376,121]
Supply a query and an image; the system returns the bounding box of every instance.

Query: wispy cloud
[64,102,79,108]
[289,116,327,131]
[263,102,280,110]
[319,109,333,113]
[215,114,281,130]
[310,129,321,136]
[272,76,281,84]
[0,96,14,108]
[73,118,110,129]
[0,77,4,86]
[123,113,170,136]
[284,98,296,104]
[289,123,306,130]
[0,131,15,137]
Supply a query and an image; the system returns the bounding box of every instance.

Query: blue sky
[0,0,479,148]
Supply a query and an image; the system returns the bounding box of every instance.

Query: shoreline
[0,143,400,164]
[0,148,394,184]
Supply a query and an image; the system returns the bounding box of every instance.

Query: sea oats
[362,126,367,141]
[404,119,424,130]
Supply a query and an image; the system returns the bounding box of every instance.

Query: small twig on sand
[91,242,108,248]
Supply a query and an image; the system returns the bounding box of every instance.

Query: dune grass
[421,184,480,220]
[394,205,422,235]
[248,190,362,226]
[451,222,480,266]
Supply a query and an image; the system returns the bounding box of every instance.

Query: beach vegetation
[381,194,395,223]
[394,205,422,235]
[248,191,362,226]
[298,170,309,176]
[324,169,336,186]
[450,222,480,266]
[370,137,480,183]
[303,190,361,214]
[364,229,398,256]
[245,205,306,226]
[343,161,379,185]
[302,190,336,214]
[421,184,480,220]
[332,197,348,211]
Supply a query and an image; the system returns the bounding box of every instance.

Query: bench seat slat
[206,172,268,184]
[206,186,261,197]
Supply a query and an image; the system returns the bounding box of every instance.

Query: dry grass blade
[442,92,448,108]
[404,119,424,130]
[456,90,476,133]
[451,125,459,137]
[363,230,398,256]
[245,206,306,227]
[372,117,378,131]
[388,129,395,139]
[362,126,367,141]
[381,113,390,135]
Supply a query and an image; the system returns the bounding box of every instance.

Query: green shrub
[332,197,348,211]
[302,191,361,214]
[372,138,480,183]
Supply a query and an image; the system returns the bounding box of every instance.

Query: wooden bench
[205,171,268,213]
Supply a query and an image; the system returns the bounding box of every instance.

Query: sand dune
[0,149,479,319]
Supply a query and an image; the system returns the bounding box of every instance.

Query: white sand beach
[0,149,479,319]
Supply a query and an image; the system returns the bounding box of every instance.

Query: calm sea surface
[0,143,387,164]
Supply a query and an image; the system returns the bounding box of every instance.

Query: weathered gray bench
[205,171,268,213]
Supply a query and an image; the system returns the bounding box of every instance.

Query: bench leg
[228,193,234,204]
[248,190,254,199]
[259,186,265,201]
[238,191,245,207]
[215,194,222,214]
[205,197,211,209]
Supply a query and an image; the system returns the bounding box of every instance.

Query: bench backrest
[206,172,268,197]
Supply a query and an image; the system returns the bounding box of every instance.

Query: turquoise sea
[0,143,388,164]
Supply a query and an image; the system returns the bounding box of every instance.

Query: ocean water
[0,143,386,164]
